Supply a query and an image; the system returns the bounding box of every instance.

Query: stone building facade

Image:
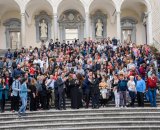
[0,0,159,49]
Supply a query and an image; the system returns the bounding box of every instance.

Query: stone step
[1,116,160,126]
[1,111,160,121]
[1,121,160,129]
[52,126,160,130]
[2,102,160,111]
[1,108,160,117]
[1,108,160,129]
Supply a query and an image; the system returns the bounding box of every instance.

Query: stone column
[53,13,58,42]
[147,11,153,45]
[116,11,121,42]
[21,13,25,48]
[85,12,90,40]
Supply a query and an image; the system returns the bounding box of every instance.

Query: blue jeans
[148,88,157,107]
[19,97,27,113]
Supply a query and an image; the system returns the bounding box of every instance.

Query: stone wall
[150,0,160,43]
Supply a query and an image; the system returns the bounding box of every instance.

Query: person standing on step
[69,73,79,109]
[11,75,21,112]
[54,73,66,110]
[112,74,120,108]
[83,71,93,108]
[117,74,128,108]
[127,76,136,107]
[147,73,158,107]
[91,73,101,109]
[41,78,48,110]
[18,78,30,116]
[0,77,9,113]
[46,75,55,108]
[28,78,37,111]
[136,75,146,107]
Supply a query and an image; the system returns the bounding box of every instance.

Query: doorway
[121,17,137,44]
[65,29,78,43]
[3,18,21,49]
[9,31,21,49]
[122,29,132,43]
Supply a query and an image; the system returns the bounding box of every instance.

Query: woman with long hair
[76,73,84,108]
[0,77,9,113]
[112,75,120,107]
[91,73,101,109]
[28,78,37,111]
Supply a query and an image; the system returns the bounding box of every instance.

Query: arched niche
[35,11,52,42]
[91,10,107,40]
[58,9,85,42]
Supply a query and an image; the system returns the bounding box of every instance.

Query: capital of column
[21,12,25,15]
[116,11,121,16]
[85,12,89,17]
[53,13,58,17]
[21,13,25,19]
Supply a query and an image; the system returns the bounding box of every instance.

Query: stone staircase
[153,38,160,52]
[0,92,160,130]
[1,108,160,130]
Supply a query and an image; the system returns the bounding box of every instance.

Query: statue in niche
[96,19,103,37]
[39,19,48,38]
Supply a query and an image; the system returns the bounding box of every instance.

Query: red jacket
[139,66,145,77]
[147,76,158,89]
[29,67,35,75]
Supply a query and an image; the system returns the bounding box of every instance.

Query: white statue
[96,19,103,37]
[39,19,47,38]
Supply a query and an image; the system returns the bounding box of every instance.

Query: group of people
[0,37,159,116]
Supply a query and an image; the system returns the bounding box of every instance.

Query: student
[147,73,158,107]
[113,75,120,108]
[0,77,9,113]
[18,78,30,116]
[136,75,146,107]
[11,75,21,112]
[117,74,128,108]
[127,76,136,107]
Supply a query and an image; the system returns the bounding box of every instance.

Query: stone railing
[153,38,160,52]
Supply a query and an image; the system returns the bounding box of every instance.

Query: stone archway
[58,10,85,42]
